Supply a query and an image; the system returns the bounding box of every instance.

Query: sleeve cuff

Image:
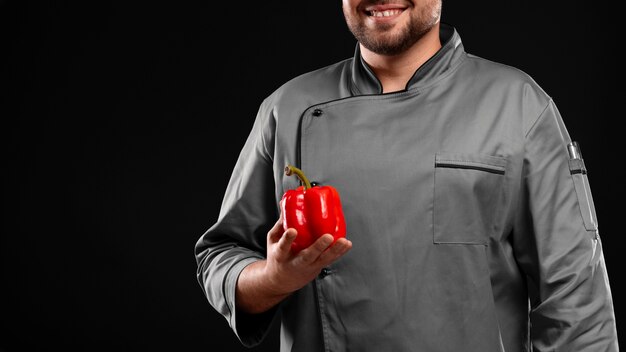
[224,256,280,347]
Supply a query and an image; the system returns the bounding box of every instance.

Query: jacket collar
[350,22,465,95]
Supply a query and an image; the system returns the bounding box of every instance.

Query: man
[195,0,619,351]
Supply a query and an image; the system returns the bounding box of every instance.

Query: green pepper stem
[285,164,312,190]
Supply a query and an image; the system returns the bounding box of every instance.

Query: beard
[344,0,442,56]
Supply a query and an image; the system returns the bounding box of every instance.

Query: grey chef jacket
[195,23,618,352]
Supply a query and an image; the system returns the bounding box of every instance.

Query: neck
[360,22,442,93]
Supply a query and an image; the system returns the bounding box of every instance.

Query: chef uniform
[195,23,618,352]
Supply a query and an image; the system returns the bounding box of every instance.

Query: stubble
[343,0,442,56]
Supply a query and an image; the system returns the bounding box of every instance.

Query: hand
[263,212,353,296]
[235,212,352,314]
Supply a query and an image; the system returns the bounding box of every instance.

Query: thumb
[267,215,285,244]
[275,228,297,261]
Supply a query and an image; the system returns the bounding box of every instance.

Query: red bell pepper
[281,165,347,253]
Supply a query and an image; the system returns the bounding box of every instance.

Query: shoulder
[461,53,553,128]
[252,57,353,144]
[262,57,353,108]
[463,53,550,98]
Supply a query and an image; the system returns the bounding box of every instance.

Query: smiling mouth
[367,9,404,17]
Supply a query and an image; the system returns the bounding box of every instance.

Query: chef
[195,1,619,351]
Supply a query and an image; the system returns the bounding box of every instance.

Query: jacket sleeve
[512,99,619,351]
[194,99,280,347]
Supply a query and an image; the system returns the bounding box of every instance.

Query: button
[318,267,332,279]
[312,108,323,117]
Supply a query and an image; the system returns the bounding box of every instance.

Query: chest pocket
[433,152,508,245]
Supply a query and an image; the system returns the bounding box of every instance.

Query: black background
[1,1,623,351]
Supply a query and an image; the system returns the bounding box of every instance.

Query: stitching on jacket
[524,99,553,138]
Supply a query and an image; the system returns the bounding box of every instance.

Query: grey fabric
[195,23,618,352]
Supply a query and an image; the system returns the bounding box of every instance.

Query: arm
[512,100,619,351]
[194,100,352,346]
[194,100,281,347]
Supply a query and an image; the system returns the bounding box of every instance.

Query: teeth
[370,9,402,17]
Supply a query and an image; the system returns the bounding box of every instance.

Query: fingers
[317,238,352,265]
[299,234,334,264]
[267,216,285,244]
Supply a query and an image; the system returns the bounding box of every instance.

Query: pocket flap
[435,152,507,175]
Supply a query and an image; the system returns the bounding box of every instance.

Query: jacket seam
[524,99,553,138]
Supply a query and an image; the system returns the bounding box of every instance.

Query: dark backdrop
[1,1,623,351]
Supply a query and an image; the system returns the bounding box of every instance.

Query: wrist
[236,259,291,314]
[259,261,293,298]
